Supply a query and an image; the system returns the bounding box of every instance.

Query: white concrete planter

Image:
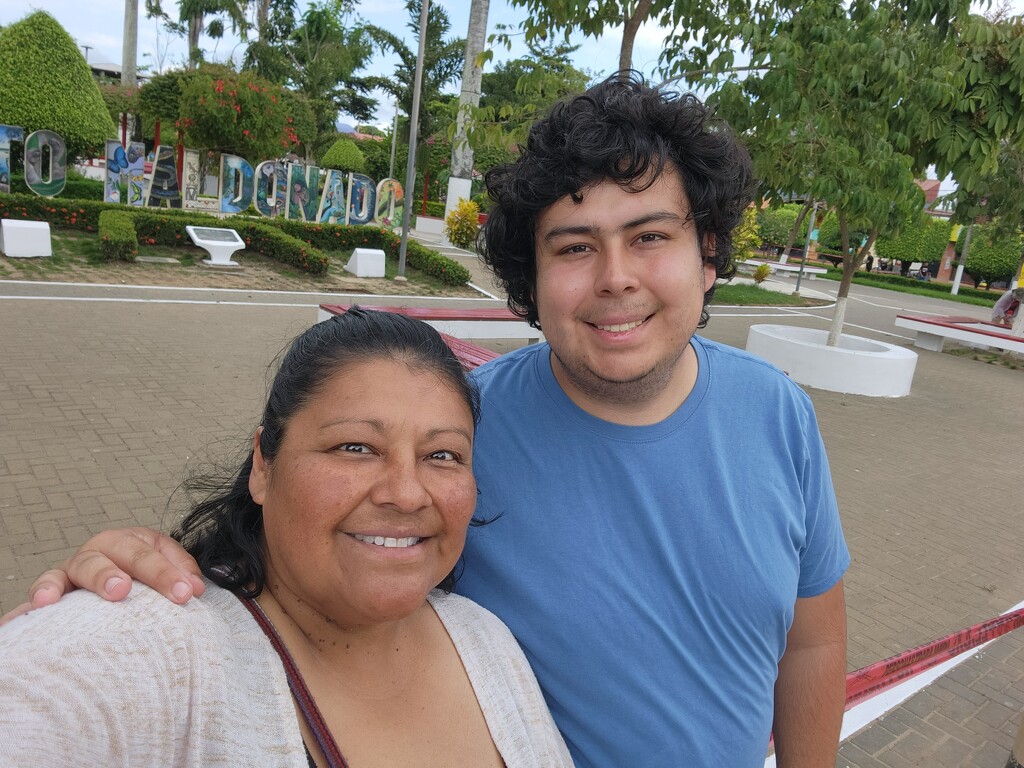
[413,215,445,236]
[745,324,918,398]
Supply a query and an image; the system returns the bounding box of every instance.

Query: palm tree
[445,0,489,215]
[365,0,463,153]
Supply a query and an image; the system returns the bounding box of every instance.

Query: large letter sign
[0,125,407,229]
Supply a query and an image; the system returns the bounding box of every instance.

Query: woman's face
[250,358,477,628]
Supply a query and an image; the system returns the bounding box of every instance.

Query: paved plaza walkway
[0,256,1021,766]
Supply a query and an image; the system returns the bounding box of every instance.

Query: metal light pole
[397,0,430,279]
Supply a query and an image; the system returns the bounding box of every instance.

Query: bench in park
[318,303,543,343]
[894,314,1024,354]
[439,333,500,370]
[744,259,828,279]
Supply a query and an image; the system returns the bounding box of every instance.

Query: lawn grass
[0,230,464,294]
[713,282,828,307]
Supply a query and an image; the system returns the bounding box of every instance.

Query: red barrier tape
[844,607,1024,708]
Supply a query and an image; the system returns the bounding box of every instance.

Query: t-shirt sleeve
[796,402,851,598]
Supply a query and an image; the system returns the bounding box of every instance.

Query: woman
[0,308,572,767]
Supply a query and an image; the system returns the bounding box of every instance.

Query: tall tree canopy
[669,0,1024,343]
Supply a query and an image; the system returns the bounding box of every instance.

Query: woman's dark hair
[482,71,754,329]
[172,307,482,597]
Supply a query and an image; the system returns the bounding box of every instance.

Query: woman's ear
[249,426,268,505]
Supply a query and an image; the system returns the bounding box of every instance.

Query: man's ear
[249,426,268,505]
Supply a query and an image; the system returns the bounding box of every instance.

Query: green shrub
[444,199,479,249]
[320,138,366,174]
[264,218,470,285]
[414,200,446,218]
[732,207,760,262]
[752,263,772,284]
[0,193,102,231]
[97,209,138,262]
[8,171,105,200]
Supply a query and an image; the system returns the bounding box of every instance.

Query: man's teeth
[353,534,422,548]
[596,319,643,332]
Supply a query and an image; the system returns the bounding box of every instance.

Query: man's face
[533,167,716,418]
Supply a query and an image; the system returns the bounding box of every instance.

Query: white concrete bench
[0,219,52,258]
[745,259,828,279]
[895,314,1024,354]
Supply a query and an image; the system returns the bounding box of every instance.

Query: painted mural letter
[104,139,146,205]
[146,145,182,208]
[0,125,25,195]
[24,130,67,197]
[254,160,287,218]
[219,154,254,214]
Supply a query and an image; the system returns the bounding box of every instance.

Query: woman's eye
[339,443,373,454]
[429,449,460,462]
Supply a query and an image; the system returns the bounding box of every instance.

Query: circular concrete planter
[745,324,918,397]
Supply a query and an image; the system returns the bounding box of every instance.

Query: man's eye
[637,232,665,243]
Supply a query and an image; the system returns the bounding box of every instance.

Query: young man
[9,75,849,767]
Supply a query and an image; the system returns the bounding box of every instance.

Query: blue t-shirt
[457,337,849,768]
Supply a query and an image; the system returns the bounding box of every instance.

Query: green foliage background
[956,223,1024,287]
[320,138,366,173]
[0,11,116,159]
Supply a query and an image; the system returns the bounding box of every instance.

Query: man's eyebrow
[541,211,686,242]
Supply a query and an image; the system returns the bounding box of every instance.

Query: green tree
[731,207,760,262]
[320,137,365,173]
[955,223,1023,288]
[756,205,801,251]
[177,65,314,162]
[365,0,464,154]
[0,11,117,160]
[875,214,952,272]
[248,0,376,159]
[680,0,990,344]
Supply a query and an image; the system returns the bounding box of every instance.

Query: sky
[0,0,672,126]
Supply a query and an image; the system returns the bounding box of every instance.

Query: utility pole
[397,0,430,279]
[81,44,92,63]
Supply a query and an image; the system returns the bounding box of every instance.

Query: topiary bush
[444,199,479,249]
[0,11,116,160]
[98,210,138,261]
[320,138,366,174]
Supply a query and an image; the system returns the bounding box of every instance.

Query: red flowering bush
[177,69,315,163]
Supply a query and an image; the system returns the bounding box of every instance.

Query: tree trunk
[121,0,138,86]
[619,0,654,72]
[826,210,878,346]
[258,0,271,32]
[188,16,202,68]
[780,201,812,263]
[446,0,489,217]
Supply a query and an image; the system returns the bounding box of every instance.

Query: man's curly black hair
[481,71,754,329]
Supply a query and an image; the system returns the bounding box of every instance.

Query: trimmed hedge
[0,193,102,232]
[267,218,471,285]
[0,193,467,282]
[9,172,106,200]
[98,210,139,261]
